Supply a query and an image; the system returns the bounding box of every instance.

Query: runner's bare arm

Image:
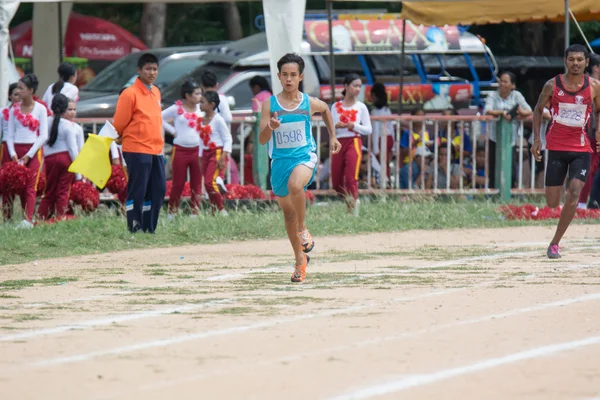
[592,78,600,141]
[309,97,341,154]
[258,98,278,145]
[533,79,554,143]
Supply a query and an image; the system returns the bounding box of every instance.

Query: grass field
[1,198,598,266]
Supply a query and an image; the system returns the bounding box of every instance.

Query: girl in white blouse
[199,90,232,215]
[162,78,204,216]
[1,83,20,166]
[4,74,49,226]
[37,94,79,220]
[330,73,372,215]
[42,62,79,108]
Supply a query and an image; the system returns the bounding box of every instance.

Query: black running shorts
[545,150,591,187]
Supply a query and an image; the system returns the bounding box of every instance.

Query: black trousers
[589,169,600,208]
[123,152,166,233]
[489,140,496,189]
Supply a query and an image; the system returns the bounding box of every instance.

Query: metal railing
[74,114,546,196]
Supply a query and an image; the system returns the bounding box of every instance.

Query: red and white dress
[161,101,203,212]
[200,114,232,211]
[330,100,372,200]
[3,102,49,221]
[1,103,16,165]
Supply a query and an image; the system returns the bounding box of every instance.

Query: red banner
[305,20,461,53]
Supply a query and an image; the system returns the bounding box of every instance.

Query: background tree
[224,2,243,41]
[140,3,167,48]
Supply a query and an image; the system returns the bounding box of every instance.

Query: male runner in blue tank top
[259,53,341,283]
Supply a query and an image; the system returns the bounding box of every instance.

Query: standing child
[42,62,79,107]
[370,82,394,187]
[4,74,49,227]
[162,78,203,217]
[331,73,372,215]
[199,91,232,215]
[63,99,85,174]
[259,53,340,283]
[200,71,232,125]
[37,94,78,220]
[1,83,20,165]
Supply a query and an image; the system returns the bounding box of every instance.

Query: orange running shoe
[291,254,310,283]
[297,229,315,253]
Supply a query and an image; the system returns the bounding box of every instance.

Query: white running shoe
[16,219,33,229]
[215,176,227,194]
[168,213,175,221]
[219,209,229,217]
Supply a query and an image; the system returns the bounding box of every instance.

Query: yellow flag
[68,134,114,189]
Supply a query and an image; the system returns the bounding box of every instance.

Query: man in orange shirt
[113,53,165,233]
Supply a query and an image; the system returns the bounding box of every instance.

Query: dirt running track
[0,225,599,399]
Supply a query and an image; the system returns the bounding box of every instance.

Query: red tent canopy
[10,12,147,61]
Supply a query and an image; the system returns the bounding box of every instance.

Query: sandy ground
[0,225,599,400]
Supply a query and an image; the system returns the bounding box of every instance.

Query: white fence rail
[74,114,545,195]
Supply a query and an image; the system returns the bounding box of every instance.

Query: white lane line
[26,289,461,369]
[91,291,600,400]
[330,335,600,400]
[0,299,234,342]
[0,249,561,344]
[6,243,594,344]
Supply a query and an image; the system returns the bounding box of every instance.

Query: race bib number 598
[556,102,587,128]
[274,121,307,149]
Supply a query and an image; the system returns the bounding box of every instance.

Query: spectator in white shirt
[161,78,204,216]
[484,71,532,188]
[42,62,79,108]
[1,83,20,163]
[37,94,79,220]
[200,70,232,125]
[4,74,48,226]
[199,90,232,215]
[331,73,372,215]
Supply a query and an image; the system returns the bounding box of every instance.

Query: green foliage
[574,21,600,45]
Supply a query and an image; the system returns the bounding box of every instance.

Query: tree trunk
[223,2,243,41]
[140,3,167,48]
[546,23,566,57]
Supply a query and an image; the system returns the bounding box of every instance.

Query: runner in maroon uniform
[532,44,600,259]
